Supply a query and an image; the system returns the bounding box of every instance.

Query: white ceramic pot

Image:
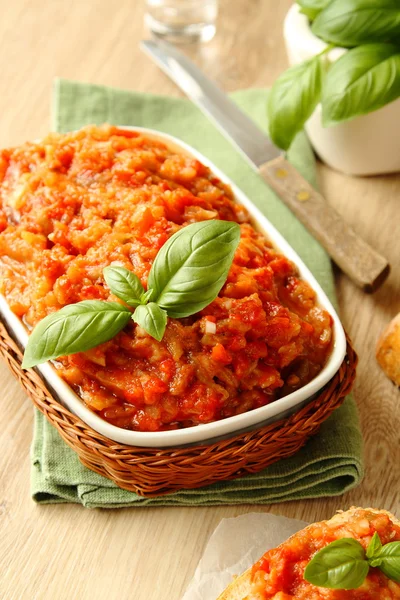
[283,4,400,176]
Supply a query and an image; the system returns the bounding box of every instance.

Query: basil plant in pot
[274,0,400,175]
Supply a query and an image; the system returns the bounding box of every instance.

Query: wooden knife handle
[259,155,390,293]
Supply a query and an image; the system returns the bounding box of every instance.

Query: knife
[141,39,389,293]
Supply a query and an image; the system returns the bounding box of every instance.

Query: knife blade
[141,39,389,292]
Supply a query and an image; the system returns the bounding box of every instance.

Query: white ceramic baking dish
[0,127,347,447]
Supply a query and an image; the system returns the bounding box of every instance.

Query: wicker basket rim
[0,319,357,496]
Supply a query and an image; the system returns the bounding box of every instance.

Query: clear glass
[145,0,218,43]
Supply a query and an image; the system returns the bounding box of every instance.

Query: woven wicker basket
[0,319,357,497]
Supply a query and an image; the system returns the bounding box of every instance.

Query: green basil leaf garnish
[299,7,319,19]
[267,53,325,151]
[369,557,383,568]
[366,532,383,560]
[312,0,400,47]
[23,220,240,362]
[304,538,369,589]
[374,542,400,583]
[140,289,154,304]
[22,301,131,368]
[103,266,145,306]
[297,0,332,21]
[147,220,240,318]
[304,532,400,590]
[132,302,167,342]
[321,43,400,126]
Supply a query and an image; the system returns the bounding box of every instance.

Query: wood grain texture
[259,156,390,292]
[0,1,399,599]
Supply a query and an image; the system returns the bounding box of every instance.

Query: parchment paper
[182,512,308,600]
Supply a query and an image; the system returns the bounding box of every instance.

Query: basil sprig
[22,220,240,368]
[304,532,400,590]
[268,0,400,150]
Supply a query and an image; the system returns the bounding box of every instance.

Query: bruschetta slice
[217,507,400,599]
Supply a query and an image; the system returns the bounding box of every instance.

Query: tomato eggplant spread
[0,125,333,432]
[251,509,400,599]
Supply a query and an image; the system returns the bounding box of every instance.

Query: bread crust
[217,507,400,600]
[217,570,253,600]
[376,313,400,385]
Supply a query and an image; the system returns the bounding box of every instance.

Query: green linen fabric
[30,78,363,507]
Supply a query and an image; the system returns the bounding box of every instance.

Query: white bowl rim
[0,126,347,447]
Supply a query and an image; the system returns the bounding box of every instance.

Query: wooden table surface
[1,1,399,598]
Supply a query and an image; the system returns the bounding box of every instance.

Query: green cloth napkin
[31,79,363,507]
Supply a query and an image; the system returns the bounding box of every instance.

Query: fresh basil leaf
[312,0,400,47]
[268,53,325,150]
[132,302,167,342]
[299,7,319,19]
[22,301,131,368]
[140,289,154,304]
[103,266,145,306]
[148,220,240,319]
[322,43,400,126]
[366,532,383,560]
[304,538,369,589]
[298,0,331,21]
[376,542,400,583]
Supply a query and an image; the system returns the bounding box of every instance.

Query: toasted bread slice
[376,313,400,385]
[217,507,399,600]
[217,570,252,600]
